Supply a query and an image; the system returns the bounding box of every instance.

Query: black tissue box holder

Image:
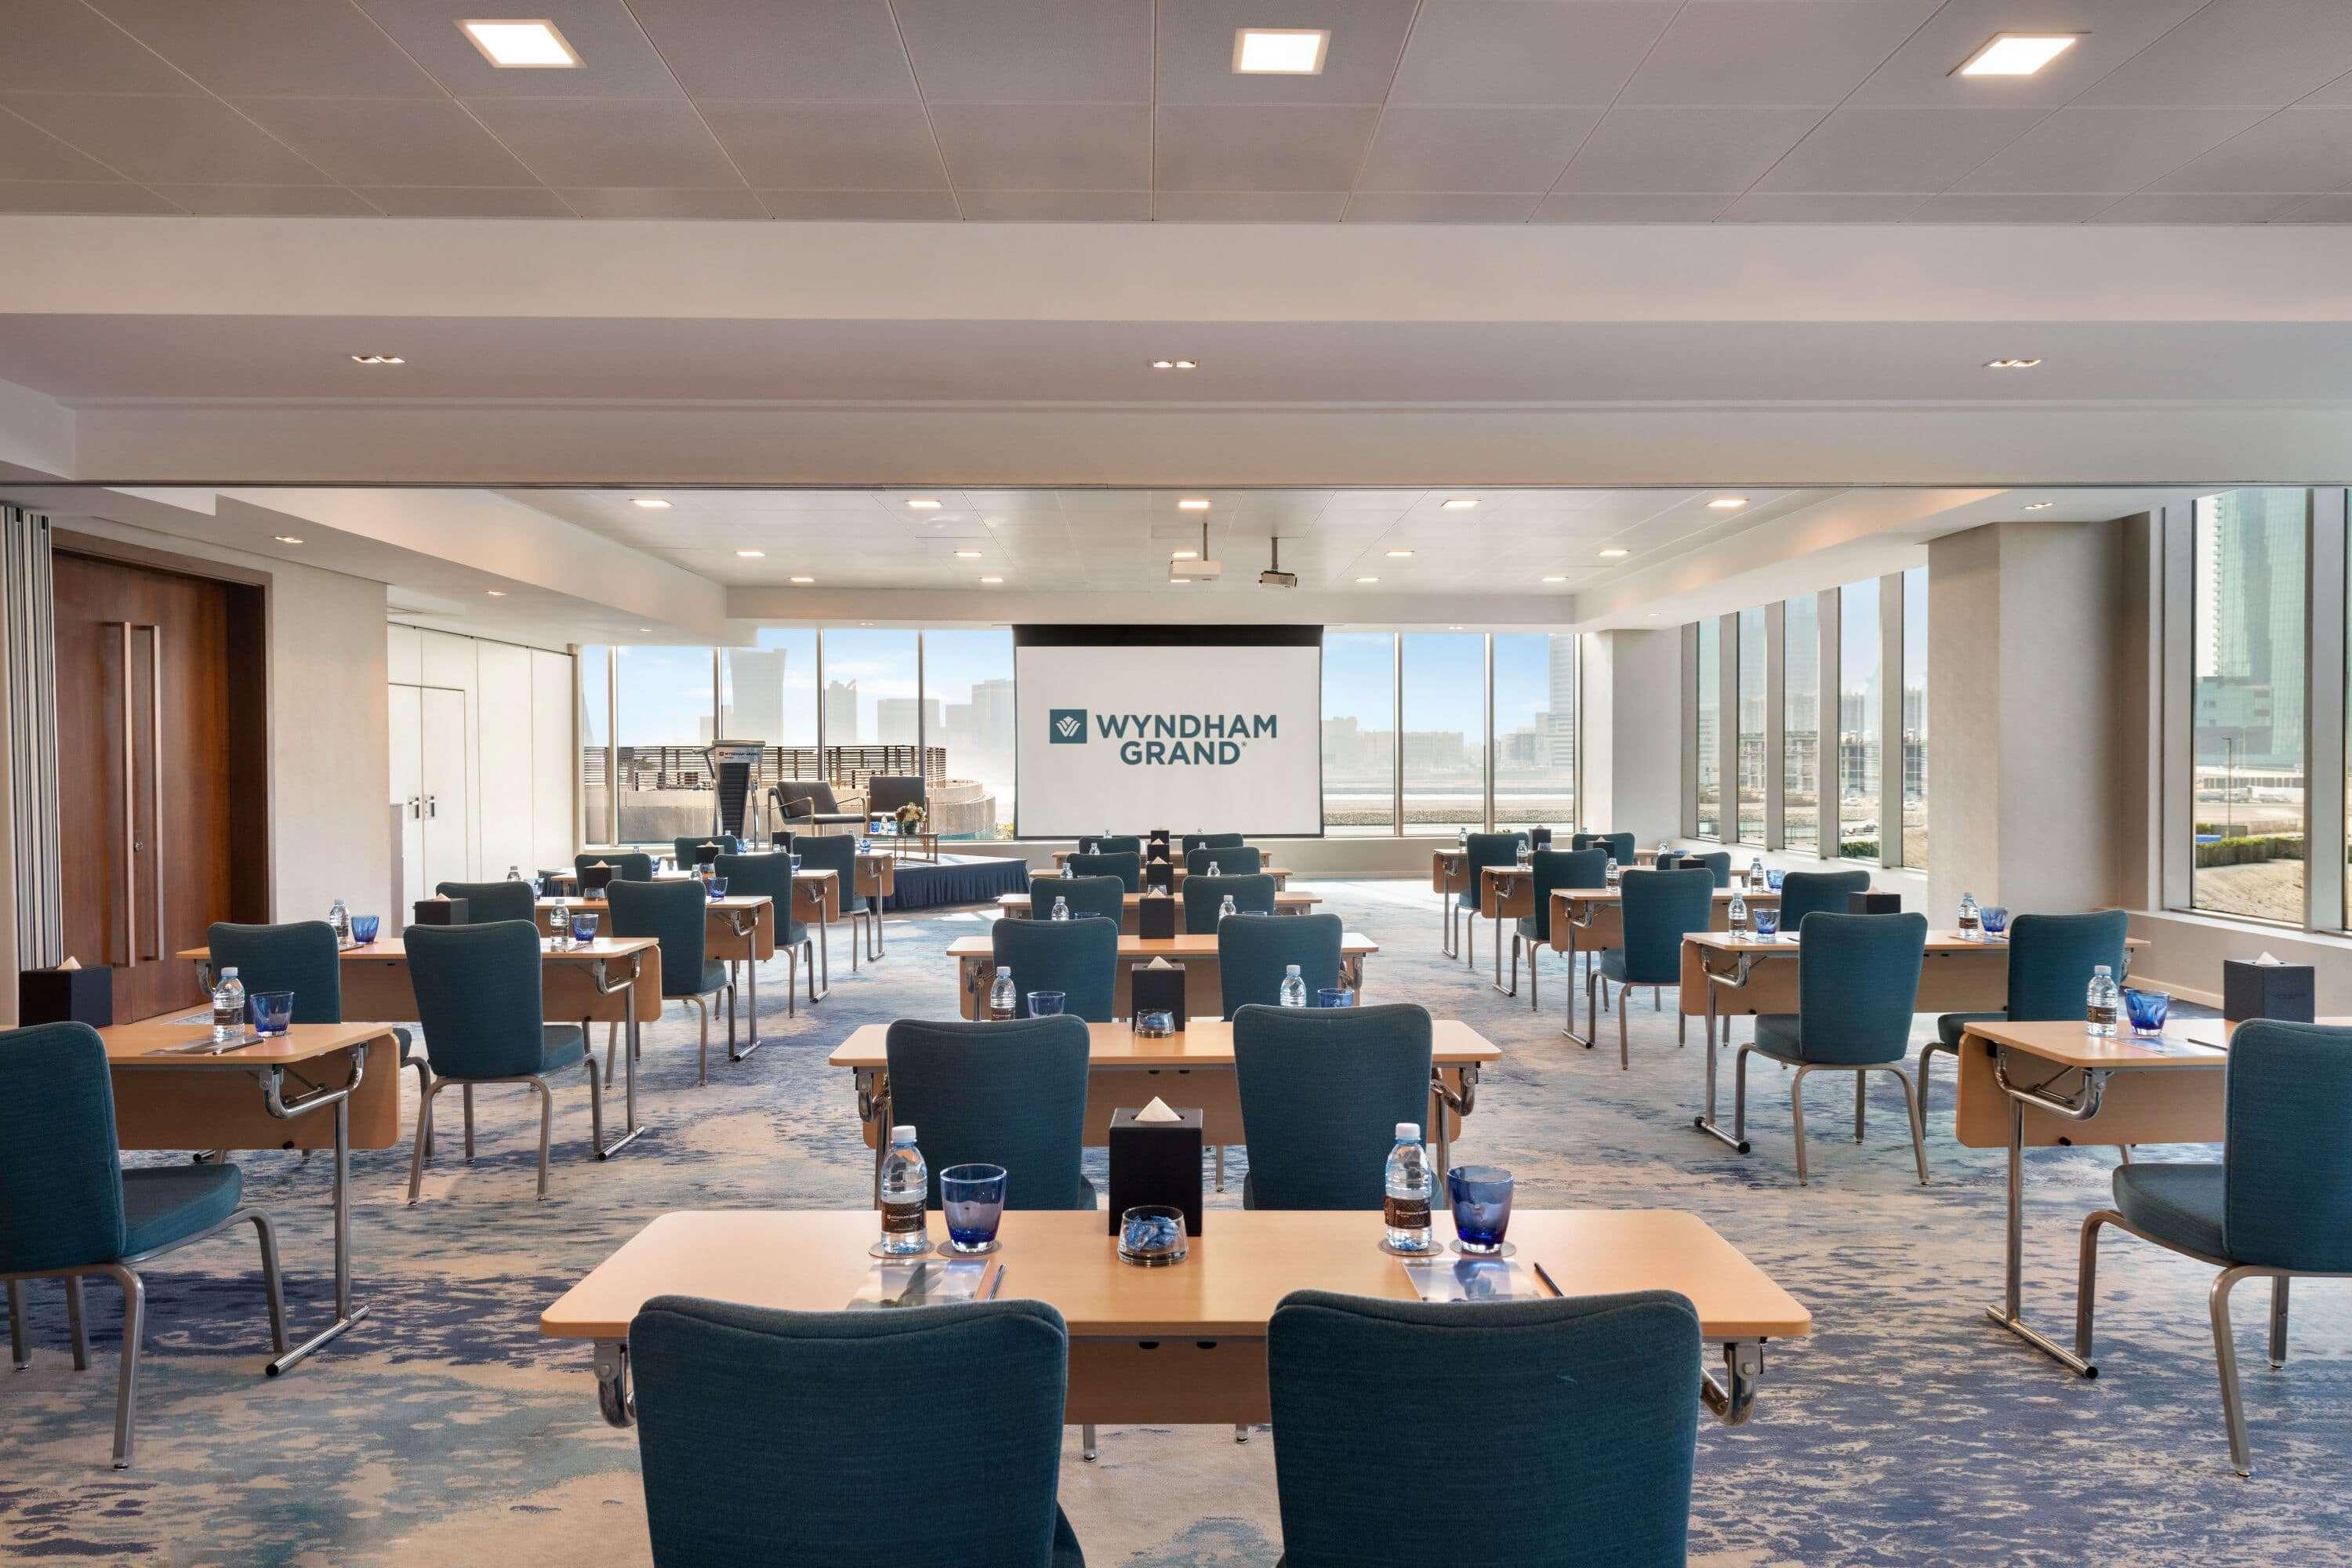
[1143,860,1175,895]
[1147,828,1171,844]
[413,897,470,927]
[20,965,112,1029]
[579,863,616,894]
[1846,892,1903,915]
[1528,826,1553,848]
[1145,840,1172,863]
[1137,893,1178,939]
[1108,1105,1204,1237]
[692,841,723,866]
[2223,959,2314,1025]
[1130,962,1188,1032]
[769,830,795,851]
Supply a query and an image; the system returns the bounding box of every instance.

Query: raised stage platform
[880,851,1031,913]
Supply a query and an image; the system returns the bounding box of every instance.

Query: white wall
[387,624,574,881]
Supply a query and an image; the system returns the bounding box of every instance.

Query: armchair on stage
[769,781,868,837]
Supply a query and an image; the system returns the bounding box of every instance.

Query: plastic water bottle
[1218,894,1237,924]
[326,898,350,948]
[2086,965,2120,1036]
[1728,891,1748,934]
[1279,964,1307,1007]
[1384,1123,1435,1254]
[988,966,1017,1021]
[1517,838,1533,865]
[211,967,245,1044]
[505,864,522,881]
[1050,895,1070,922]
[877,1126,929,1256]
[1748,856,1766,885]
[1958,891,1983,940]
[1207,860,1221,877]
[1604,856,1622,887]
[1657,839,1669,858]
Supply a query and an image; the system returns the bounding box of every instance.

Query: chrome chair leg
[687,996,710,1086]
[7,1279,25,1370]
[407,1076,445,1205]
[602,1020,620,1088]
[585,1056,606,1161]
[65,1276,89,1370]
[1234,1422,1250,1443]
[1527,938,1539,1011]
[410,1055,434,1157]
[1788,1065,1813,1185]
[1896,1067,1929,1185]
[531,1076,555,1200]
[107,1263,145,1468]
[2074,1209,2112,1363]
[2269,1276,2289,1369]
[1855,1073,1866,1142]
[462,1084,476,1162]
[1617,985,1631,1070]
[1915,1040,1951,1113]
[249,1212,289,1356]
[1214,1145,1225,1192]
[1081,1424,1098,1461]
[1733,1046,1753,1145]
[2211,1266,2256,1476]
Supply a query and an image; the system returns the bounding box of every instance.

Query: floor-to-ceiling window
[1323,632,1396,836]
[2193,489,2306,922]
[1737,607,1766,844]
[613,644,720,844]
[579,644,612,843]
[1401,633,1486,836]
[1695,621,1721,838]
[1784,593,1820,852]
[1494,632,1575,830]
[1838,577,1882,860]
[923,629,1016,837]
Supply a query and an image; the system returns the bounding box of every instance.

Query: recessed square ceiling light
[1708,496,1748,509]
[1541,575,1567,584]
[486,589,507,597]
[736,549,766,557]
[1986,358,2042,369]
[1178,498,1211,511]
[1234,27,1330,74]
[461,19,582,67]
[631,496,670,510]
[980,575,1004,584]
[1440,498,1478,510]
[906,498,942,510]
[637,627,652,633]
[1385,549,1414,558]
[1355,576,1380,584]
[349,354,404,365]
[274,535,303,544]
[1598,547,1629,558]
[1955,34,2080,77]
[1171,550,1199,561]
[789,575,815,584]
[954,549,982,558]
[2022,501,2055,510]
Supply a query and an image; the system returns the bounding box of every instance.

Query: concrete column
[1584,627,1681,846]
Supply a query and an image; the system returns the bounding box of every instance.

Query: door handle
[425,794,438,819]
[106,622,164,966]
[407,795,423,819]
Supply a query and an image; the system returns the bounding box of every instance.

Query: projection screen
[1013,625,1323,838]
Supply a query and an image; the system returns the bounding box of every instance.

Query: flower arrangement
[893,800,926,833]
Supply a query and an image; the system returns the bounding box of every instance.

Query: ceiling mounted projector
[1171,519,1222,582]
[1259,535,1298,589]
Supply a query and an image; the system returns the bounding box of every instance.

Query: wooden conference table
[1540,887,1784,1043]
[995,889,1322,931]
[102,1014,401,1374]
[540,891,800,1032]
[829,1017,1498,1190]
[1050,851,1294,890]
[1432,845,1679,956]
[544,1208,1810,1438]
[947,932,1380,1021]
[180,935,662,1159]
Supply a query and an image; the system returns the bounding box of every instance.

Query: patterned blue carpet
[5,879,2347,1565]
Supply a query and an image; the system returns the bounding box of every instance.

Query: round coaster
[938,1238,1000,1257]
[869,1240,932,1259]
[1379,1237,1445,1258]
[1450,1240,1516,1258]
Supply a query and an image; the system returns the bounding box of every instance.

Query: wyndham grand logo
[1050,709,1277,765]
[1049,708,1088,743]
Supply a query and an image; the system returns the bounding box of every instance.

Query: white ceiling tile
[0,1,202,93]
[1153,190,1351,220]
[0,178,179,213]
[84,0,444,97]
[1155,0,1420,105]
[895,0,1152,103]
[1389,1,1679,105]
[1717,191,1929,222]
[2145,108,2352,194]
[1345,191,1540,222]
[1155,104,1383,191]
[559,186,770,218]
[701,101,947,189]
[0,108,117,180]
[1531,191,1728,221]
[1618,2,1944,107]
[0,94,332,183]
[353,184,577,216]
[2089,191,2307,223]
[354,0,685,100]
[1846,0,2211,108]
[928,103,1152,191]
[1355,104,1602,193]
[956,189,1152,220]
[2074,0,2352,108]
[1901,191,2127,222]
[146,183,382,216]
[625,0,918,100]
[463,99,743,187]
[1951,107,2270,193]
[753,190,961,217]
[1754,106,2052,194]
[1552,106,1826,192]
[230,97,538,187]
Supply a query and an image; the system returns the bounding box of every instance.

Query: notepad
[1398,1258,1548,1304]
[845,1258,1001,1310]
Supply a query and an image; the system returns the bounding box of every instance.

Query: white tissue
[1147,956,1175,969]
[1134,1097,1181,1123]
[2256,951,2282,965]
[56,956,80,971]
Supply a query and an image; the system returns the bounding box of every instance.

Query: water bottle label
[2087,1004,2117,1027]
[1384,1195,1430,1230]
[880,1198,926,1236]
[214,1000,240,1030]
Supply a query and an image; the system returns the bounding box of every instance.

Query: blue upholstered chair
[1232,1003,1432,1209]
[1573,831,1637,868]
[607,878,735,1087]
[631,1294,1083,1566]
[1065,850,1142,893]
[1922,909,2129,1108]
[404,920,602,1203]
[575,851,655,885]
[1218,913,1342,1014]
[2077,1019,2352,1475]
[1510,848,1606,1011]
[671,835,743,868]
[1030,874,1125,925]
[793,832,880,971]
[1185,844,1262,878]
[1079,834,1141,857]
[883,1018,1095,1209]
[1736,913,1929,1186]
[1267,1289,1699,1568]
[1677,851,1732,887]
[1184,871,1276,935]
[1181,832,1246,854]
[989,916,1117,1022]
[0,1021,289,1468]
[1594,869,1714,1068]
[1457,831,1527,967]
[716,852,818,1017]
[434,880,538,924]
[1775,869,1871,932]
[206,920,430,1149]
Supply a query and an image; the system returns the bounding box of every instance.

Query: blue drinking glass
[789,854,803,873]
[350,915,381,945]
[249,990,295,1036]
[1980,906,2010,938]
[1753,907,1780,939]
[1316,986,1355,1008]
[1447,1166,1514,1254]
[2123,986,2170,1036]
[940,1163,1007,1254]
[570,910,600,945]
[706,877,728,900]
[1765,869,1785,891]
[1026,990,1066,1017]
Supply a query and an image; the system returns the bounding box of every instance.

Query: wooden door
[53,551,264,1023]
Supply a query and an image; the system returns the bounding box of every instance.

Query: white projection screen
[1014,626,1323,838]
